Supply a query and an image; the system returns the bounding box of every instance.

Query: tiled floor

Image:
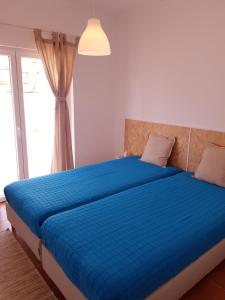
[1,203,225,299]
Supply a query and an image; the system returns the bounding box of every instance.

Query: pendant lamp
[78,1,111,56]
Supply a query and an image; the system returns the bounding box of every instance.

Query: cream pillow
[194,143,225,188]
[141,135,175,167]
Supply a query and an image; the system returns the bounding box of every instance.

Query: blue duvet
[42,172,225,300]
[4,156,180,237]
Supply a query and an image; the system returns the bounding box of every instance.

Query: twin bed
[4,120,225,300]
[42,172,225,300]
[5,156,179,258]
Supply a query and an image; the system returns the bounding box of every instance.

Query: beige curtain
[34,29,79,172]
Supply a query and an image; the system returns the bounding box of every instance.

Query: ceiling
[88,0,148,14]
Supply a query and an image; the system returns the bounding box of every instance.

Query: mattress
[41,172,225,300]
[4,156,180,238]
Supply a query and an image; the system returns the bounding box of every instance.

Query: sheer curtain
[34,29,79,172]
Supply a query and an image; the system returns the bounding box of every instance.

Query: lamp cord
[91,0,96,18]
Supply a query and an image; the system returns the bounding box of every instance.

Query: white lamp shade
[78,18,111,56]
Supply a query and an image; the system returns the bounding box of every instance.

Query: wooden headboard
[124,119,225,172]
[124,119,190,170]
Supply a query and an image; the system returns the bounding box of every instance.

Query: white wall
[2,0,225,167]
[114,0,225,145]
[0,0,117,167]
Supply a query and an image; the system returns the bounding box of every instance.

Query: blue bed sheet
[4,156,180,238]
[42,172,225,300]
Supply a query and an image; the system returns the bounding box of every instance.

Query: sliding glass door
[19,54,55,178]
[0,48,54,196]
[0,52,20,195]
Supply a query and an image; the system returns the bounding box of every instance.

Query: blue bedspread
[4,156,180,237]
[42,172,225,300]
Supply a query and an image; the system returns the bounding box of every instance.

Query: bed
[41,172,225,300]
[5,156,180,258]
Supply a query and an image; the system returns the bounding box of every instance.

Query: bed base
[42,246,86,300]
[42,239,225,300]
[6,204,41,260]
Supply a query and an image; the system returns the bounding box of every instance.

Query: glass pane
[0,55,19,195]
[21,57,55,178]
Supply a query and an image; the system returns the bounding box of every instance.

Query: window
[0,48,54,196]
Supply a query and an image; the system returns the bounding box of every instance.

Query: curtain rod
[0,22,79,41]
[0,22,51,33]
